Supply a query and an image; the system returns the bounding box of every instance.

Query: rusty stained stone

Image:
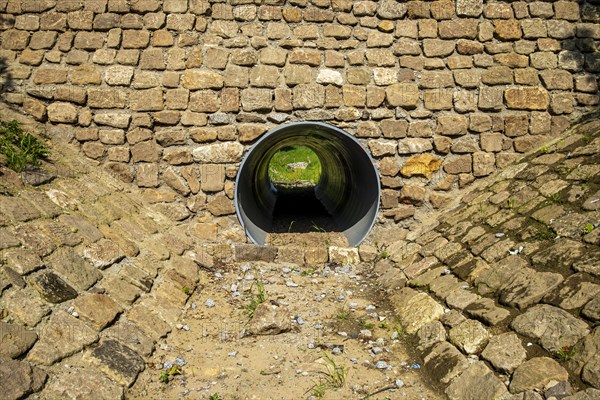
[400,154,443,179]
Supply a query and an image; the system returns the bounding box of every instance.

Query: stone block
[182,69,223,90]
[494,20,522,40]
[437,115,468,136]
[439,19,479,39]
[423,38,455,57]
[386,83,419,108]
[481,66,513,85]
[71,64,102,85]
[122,29,150,48]
[33,67,68,85]
[47,102,78,123]
[505,87,549,110]
[88,88,127,108]
[130,87,164,111]
[241,88,272,111]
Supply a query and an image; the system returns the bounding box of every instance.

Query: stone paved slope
[0,107,208,399]
[372,117,600,399]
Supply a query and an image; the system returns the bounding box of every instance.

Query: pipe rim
[234,121,381,247]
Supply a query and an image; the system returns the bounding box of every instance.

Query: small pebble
[495,232,505,238]
[396,379,405,388]
[338,331,348,337]
[365,305,376,311]
[412,363,420,369]
[314,324,323,330]
[163,361,173,369]
[350,358,358,363]
[360,329,372,338]
[231,284,238,292]
[391,331,399,340]
[375,361,388,369]
[182,325,190,331]
[175,358,186,366]
[307,343,315,349]
[371,347,383,355]
[295,315,304,325]
[349,302,358,308]
[282,267,291,273]
[191,303,197,309]
[71,311,79,318]
[332,347,342,355]
[176,323,183,330]
[245,274,254,281]
[296,369,302,374]
[286,281,299,287]
[228,351,237,357]
[205,299,215,308]
[242,265,250,273]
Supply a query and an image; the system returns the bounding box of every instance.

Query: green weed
[335,306,351,321]
[546,193,563,205]
[159,366,182,384]
[581,223,595,235]
[309,352,347,398]
[311,382,327,398]
[321,352,346,388]
[301,267,319,277]
[244,279,267,318]
[358,318,374,330]
[392,324,405,339]
[555,346,576,361]
[311,222,326,233]
[182,286,191,295]
[582,134,592,144]
[208,394,221,400]
[533,225,557,241]
[0,119,48,172]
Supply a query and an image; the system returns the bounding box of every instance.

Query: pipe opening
[235,122,381,247]
[267,145,336,234]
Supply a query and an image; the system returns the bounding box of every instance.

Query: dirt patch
[128,261,444,400]
[267,232,349,248]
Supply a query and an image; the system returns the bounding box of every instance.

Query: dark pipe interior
[270,186,337,234]
[234,122,381,247]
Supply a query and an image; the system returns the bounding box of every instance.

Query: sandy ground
[128,260,444,400]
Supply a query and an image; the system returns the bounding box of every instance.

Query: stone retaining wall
[1,0,599,224]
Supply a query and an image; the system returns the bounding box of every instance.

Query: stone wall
[1,0,599,226]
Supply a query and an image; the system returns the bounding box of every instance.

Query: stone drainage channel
[129,254,444,400]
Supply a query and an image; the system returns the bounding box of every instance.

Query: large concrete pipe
[235,122,381,247]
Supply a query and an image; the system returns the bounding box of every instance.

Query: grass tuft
[0,119,48,172]
[309,352,347,398]
[244,279,267,318]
